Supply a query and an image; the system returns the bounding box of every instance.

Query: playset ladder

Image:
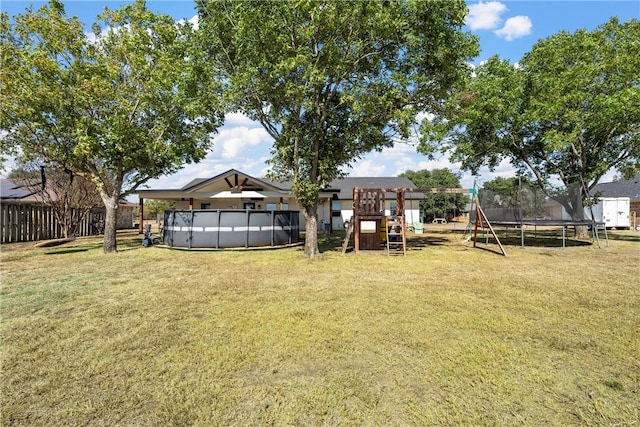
[341,218,354,253]
[386,216,406,256]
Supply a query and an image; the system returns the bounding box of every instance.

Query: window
[266,203,288,211]
[390,202,397,216]
[332,201,342,211]
[360,220,377,234]
[243,202,255,210]
[200,203,211,210]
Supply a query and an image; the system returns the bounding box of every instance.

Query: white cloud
[223,112,264,128]
[494,15,533,41]
[465,1,507,30]
[415,111,435,123]
[465,2,532,42]
[186,15,199,30]
[215,126,271,159]
[348,159,388,177]
[141,114,274,192]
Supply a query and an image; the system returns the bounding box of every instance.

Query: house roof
[136,170,431,200]
[325,176,420,199]
[2,178,132,206]
[181,169,290,192]
[591,175,640,201]
[0,178,38,201]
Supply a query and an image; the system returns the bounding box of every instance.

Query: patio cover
[210,191,266,199]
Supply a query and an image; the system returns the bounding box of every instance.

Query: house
[1,178,38,203]
[135,169,422,232]
[1,178,134,243]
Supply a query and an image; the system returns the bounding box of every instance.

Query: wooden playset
[342,187,506,256]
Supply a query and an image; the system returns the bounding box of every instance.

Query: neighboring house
[135,169,422,232]
[0,178,39,203]
[591,175,640,228]
[1,178,134,243]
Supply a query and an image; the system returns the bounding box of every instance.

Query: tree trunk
[102,195,119,253]
[302,204,320,259]
[574,225,589,239]
[565,198,591,239]
[566,183,590,240]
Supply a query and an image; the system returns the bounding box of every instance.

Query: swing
[432,192,447,224]
[409,192,424,234]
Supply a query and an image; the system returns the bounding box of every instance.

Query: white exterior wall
[327,200,421,231]
[403,208,421,224]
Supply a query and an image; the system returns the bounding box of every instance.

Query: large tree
[195,0,478,257]
[419,18,640,236]
[0,0,222,252]
[9,163,102,238]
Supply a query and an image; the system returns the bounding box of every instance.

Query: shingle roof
[591,175,640,201]
[325,176,418,199]
[181,169,291,192]
[139,171,440,200]
[176,174,417,198]
[0,179,37,200]
[181,177,209,190]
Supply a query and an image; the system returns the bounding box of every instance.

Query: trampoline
[487,219,608,248]
[162,209,300,249]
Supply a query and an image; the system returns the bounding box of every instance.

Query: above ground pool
[162,209,300,249]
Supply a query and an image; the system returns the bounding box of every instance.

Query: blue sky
[2,1,639,192]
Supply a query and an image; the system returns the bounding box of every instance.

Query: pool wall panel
[163,210,300,249]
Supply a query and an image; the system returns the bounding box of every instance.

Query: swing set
[406,189,462,227]
[342,186,506,256]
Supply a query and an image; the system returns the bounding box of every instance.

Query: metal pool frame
[162,209,300,249]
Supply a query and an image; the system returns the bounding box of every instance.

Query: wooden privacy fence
[0,203,102,244]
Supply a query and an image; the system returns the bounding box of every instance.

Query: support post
[138,198,144,234]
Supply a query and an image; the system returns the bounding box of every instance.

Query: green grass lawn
[1,228,639,426]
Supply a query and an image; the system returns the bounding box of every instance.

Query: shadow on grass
[45,247,93,255]
[489,235,593,248]
[314,225,626,254]
[37,230,151,255]
[318,232,348,252]
[318,230,452,253]
[407,235,450,248]
[605,231,640,243]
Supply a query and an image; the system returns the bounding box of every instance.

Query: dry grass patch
[1,229,639,425]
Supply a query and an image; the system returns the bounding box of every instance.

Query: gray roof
[181,169,292,192]
[0,179,37,200]
[591,175,640,201]
[181,177,209,190]
[325,176,419,199]
[141,170,427,199]
[173,172,417,198]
